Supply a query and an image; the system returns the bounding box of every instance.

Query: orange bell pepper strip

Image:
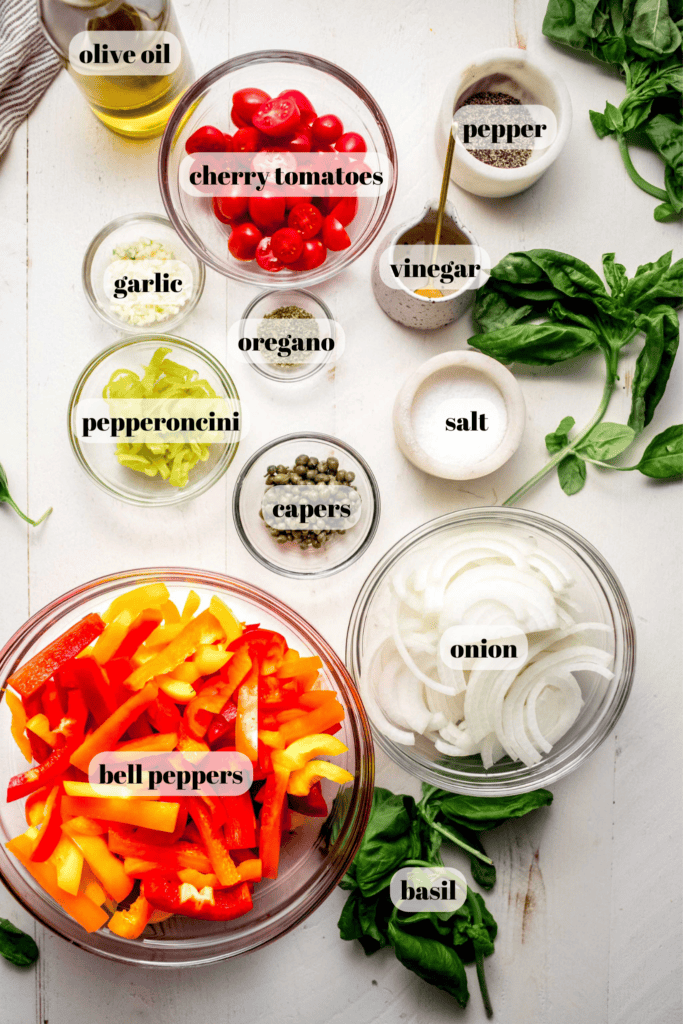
[277,699,345,746]
[209,596,243,645]
[235,858,262,884]
[298,690,337,708]
[190,801,239,887]
[235,665,258,762]
[6,832,108,933]
[259,766,290,879]
[275,708,308,724]
[108,830,213,874]
[276,656,323,680]
[177,868,219,888]
[62,796,179,833]
[108,894,153,939]
[177,722,210,752]
[69,833,133,903]
[8,613,105,699]
[50,834,84,895]
[70,682,158,772]
[5,689,32,761]
[125,610,224,691]
[116,731,178,752]
[129,798,188,847]
[61,815,107,836]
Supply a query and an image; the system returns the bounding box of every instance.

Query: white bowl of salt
[393,351,525,480]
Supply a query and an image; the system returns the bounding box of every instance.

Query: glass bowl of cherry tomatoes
[158,50,398,288]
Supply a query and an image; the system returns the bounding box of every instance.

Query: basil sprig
[0,918,39,967]
[0,463,52,527]
[468,248,683,502]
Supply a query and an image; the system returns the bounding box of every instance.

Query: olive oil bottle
[38,0,194,139]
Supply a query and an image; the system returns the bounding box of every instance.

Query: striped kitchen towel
[0,0,62,157]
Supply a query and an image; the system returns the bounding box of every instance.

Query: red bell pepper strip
[288,780,328,817]
[147,691,181,733]
[259,766,289,878]
[184,678,234,740]
[189,801,239,886]
[58,657,117,726]
[228,629,287,675]
[8,613,105,699]
[223,791,257,849]
[107,829,212,873]
[102,657,133,693]
[70,682,158,773]
[111,612,162,660]
[199,795,227,829]
[142,874,253,921]
[7,743,71,803]
[206,704,237,748]
[41,678,66,730]
[30,783,63,862]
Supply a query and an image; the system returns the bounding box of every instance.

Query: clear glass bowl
[238,289,337,383]
[0,569,374,966]
[233,433,381,579]
[346,507,635,795]
[68,335,240,507]
[82,213,205,334]
[158,51,398,288]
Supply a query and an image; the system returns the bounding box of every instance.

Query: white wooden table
[1,1,681,1021]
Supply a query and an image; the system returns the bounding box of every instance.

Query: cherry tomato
[299,110,317,129]
[285,194,303,210]
[213,193,249,224]
[311,114,343,146]
[278,89,316,117]
[232,87,271,125]
[330,196,358,226]
[228,222,263,261]
[289,127,312,152]
[288,237,327,271]
[253,96,300,138]
[271,227,304,264]
[334,132,367,153]
[185,125,231,154]
[230,106,251,129]
[255,237,285,272]
[287,201,323,240]
[248,193,287,232]
[233,127,263,152]
[322,215,351,251]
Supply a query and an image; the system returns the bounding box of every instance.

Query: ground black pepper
[461,90,532,169]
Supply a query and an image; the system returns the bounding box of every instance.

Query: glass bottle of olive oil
[38,0,194,139]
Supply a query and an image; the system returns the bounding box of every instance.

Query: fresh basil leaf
[338,890,364,942]
[545,415,576,454]
[469,322,599,365]
[351,788,421,897]
[523,250,611,306]
[603,253,629,301]
[460,829,497,890]
[543,0,595,50]
[472,287,534,334]
[604,99,625,130]
[433,789,554,832]
[636,424,683,476]
[489,251,552,285]
[558,453,588,494]
[576,422,636,459]
[654,200,679,220]
[590,108,613,137]
[629,306,680,430]
[627,0,682,57]
[664,163,683,214]
[0,919,39,967]
[388,920,470,1007]
[623,251,683,312]
[646,114,683,175]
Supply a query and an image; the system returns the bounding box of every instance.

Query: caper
[277,464,287,473]
[327,456,339,471]
[346,471,355,482]
[295,455,308,465]
[289,473,302,484]
[273,473,288,484]
[267,464,277,474]
[306,469,317,480]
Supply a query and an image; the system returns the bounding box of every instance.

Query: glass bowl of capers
[232,433,381,579]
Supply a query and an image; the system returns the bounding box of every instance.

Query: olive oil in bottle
[38,0,194,139]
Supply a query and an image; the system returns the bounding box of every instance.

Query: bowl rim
[81,212,206,333]
[67,333,240,507]
[158,49,398,287]
[346,505,636,795]
[0,567,375,966]
[238,288,336,383]
[233,431,382,579]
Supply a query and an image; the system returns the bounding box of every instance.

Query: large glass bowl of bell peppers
[0,569,373,966]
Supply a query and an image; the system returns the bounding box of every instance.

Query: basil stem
[617,136,669,202]
[417,808,494,866]
[0,465,52,527]
[466,887,493,1019]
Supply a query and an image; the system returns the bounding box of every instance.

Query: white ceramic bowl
[393,351,525,480]
[436,48,572,198]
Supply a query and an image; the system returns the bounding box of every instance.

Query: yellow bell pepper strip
[190,802,239,887]
[108,894,153,939]
[192,644,231,677]
[277,698,345,746]
[63,781,161,800]
[157,677,196,703]
[181,591,201,621]
[125,611,224,692]
[287,760,354,797]
[235,664,259,762]
[5,689,32,761]
[258,729,285,749]
[69,833,133,903]
[209,596,243,646]
[62,797,180,833]
[271,734,348,773]
[6,832,108,933]
[61,816,107,836]
[25,789,48,827]
[102,582,170,624]
[8,613,105,699]
[70,682,158,772]
[50,834,84,895]
[259,765,290,879]
[117,731,178,753]
[26,713,58,747]
[91,611,135,666]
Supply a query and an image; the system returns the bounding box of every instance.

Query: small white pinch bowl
[436,48,572,198]
[393,351,526,480]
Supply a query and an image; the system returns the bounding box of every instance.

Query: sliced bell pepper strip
[50,833,84,895]
[278,699,345,746]
[258,766,289,879]
[298,689,337,708]
[146,691,181,733]
[228,629,286,675]
[108,894,153,939]
[272,734,348,773]
[184,679,236,740]
[41,678,65,730]
[7,831,108,932]
[275,708,308,724]
[142,874,253,921]
[288,780,329,817]
[61,816,107,836]
[30,783,63,861]
[190,801,239,886]
[91,611,135,666]
[125,611,224,691]
[70,682,158,772]
[287,760,354,797]
[177,722,210,752]
[59,657,119,726]
[209,596,243,646]
[177,868,219,888]
[235,665,258,762]
[62,796,179,833]
[157,677,196,703]
[27,714,58,747]
[103,658,133,692]
[199,794,226,829]
[234,858,262,883]
[276,656,323,681]
[5,689,32,761]
[25,788,48,826]
[83,877,108,906]
[22,694,51,762]
[63,781,160,800]
[102,582,170,624]
[112,611,163,661]
[7,613,105,699]
[129,799,188,847]
[117,731,178,753]
[108,831,212,874]
[181,591,201,621]
[206,704,237,748]
[7,743,72,803]
[69,833,133,903]
[258,729,285,749]
[222,791,257,849]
